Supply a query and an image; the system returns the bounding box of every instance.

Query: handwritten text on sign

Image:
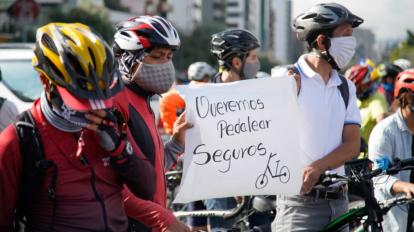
[174,77,301,203]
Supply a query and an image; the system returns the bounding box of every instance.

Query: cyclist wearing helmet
[273,3,363,231]
[160,61,215,135]
[210,29,261,83]
[346,64,388,145]
[377,63,403,106]
[0,23,154,231]
[369,70,414,232]
[112,16,192,232]
[209,29,270,231]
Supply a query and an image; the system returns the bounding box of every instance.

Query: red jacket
[115,84,175,232]
[0,99,153,231]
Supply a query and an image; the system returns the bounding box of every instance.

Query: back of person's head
[33,22,122,111]
[187,62,216,82]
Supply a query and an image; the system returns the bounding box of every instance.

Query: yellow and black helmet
[33,23,123,108]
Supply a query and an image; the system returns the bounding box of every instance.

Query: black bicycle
[319,157,414,232]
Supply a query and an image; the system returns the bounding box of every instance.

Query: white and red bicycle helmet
[114,15,180,53]
[113,16,180,74]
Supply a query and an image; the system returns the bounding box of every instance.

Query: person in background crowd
[376,63,403,106]
[369,69,414,232]
[346,64,388,147]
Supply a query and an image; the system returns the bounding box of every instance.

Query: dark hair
[306,29,334,52]
[397,90,411,108]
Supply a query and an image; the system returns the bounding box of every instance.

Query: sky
[291,0,414,41]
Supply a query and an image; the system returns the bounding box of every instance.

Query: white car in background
[0,43,42,113]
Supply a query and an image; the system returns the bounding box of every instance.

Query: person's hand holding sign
[172,111,194,146]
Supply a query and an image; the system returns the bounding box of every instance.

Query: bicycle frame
[321,207,366,232]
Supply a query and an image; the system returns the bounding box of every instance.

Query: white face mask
[328,36,357,69]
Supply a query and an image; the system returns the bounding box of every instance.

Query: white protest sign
[174,77,301,203]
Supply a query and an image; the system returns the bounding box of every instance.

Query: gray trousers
[271,194,348,232]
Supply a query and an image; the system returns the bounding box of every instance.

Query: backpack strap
[13,110,58,232]
[0,97,5,110]
[337,74,349,109]
[289,63,349,109]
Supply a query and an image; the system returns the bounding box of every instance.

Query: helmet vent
[62,33,76,45]
[120,31,131,38]
[151,21,168,37]
[302,13,317,20]
[88,47,97,71]
[66,52,86,77]
[41,34,58,54]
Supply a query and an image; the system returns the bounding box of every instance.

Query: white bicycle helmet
[187,62,216,81]
[393,58,413,71]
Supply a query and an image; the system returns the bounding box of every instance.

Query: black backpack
[286,64,350,109]
[13,110,57,232]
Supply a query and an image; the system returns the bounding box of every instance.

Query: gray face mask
[132,60,175,94]
[242,61,261,79]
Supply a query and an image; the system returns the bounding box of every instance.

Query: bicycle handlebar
[319,157,414,186]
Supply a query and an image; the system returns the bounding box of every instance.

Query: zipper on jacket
[90,167,110,232]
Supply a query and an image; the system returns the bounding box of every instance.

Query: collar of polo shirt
[297,54,343,87]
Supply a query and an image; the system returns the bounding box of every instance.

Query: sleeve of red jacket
[123,187,176,232]
[0,125,21,230]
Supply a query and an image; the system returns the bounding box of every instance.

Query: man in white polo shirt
[272,3,363,231]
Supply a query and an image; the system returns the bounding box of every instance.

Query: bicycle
[319,157,414,232]
[255,153,290,189]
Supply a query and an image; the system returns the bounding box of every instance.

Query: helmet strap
[310,36,340,71]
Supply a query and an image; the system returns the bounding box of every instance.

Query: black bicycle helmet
[210,29,260,68]
[377,63,403,80]
[293,3,363,43]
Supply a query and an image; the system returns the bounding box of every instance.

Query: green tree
[173,23,226,72]
[174,23,279,74]
[389,30,414,64]
[104,0,129,12]
[47,4,115,43]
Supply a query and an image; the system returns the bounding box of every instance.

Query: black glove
[96,109,127,152]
